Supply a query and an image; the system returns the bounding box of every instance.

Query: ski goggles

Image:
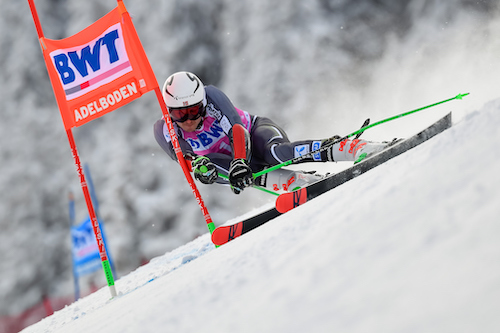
[169,102,205,123]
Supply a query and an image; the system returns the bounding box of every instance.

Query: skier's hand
[192,156,218,184]
[229,159,254,194]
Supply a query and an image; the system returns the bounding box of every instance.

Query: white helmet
[162,71,206,109]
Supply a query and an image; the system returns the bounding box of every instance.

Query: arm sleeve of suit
[153,118,195,162]
[205,85,251,160]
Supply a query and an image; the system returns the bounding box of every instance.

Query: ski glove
[228,158,254,194]
[192,156,218,185]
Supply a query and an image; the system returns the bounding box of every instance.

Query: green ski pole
[254,93,469,178]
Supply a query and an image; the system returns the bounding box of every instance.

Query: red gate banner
[40,2,157,129]
[29,0,216,275]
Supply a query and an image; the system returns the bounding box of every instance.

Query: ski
[212,112,452,246]
[276,112,452,213]
[211,208,281,246]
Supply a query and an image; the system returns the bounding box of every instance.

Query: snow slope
[2,0,500,318]
[21,100,500,332]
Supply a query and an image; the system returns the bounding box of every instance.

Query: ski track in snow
[20,101,500,332]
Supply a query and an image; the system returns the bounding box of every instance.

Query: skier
[154,71,392,194]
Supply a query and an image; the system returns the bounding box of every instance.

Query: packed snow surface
[22,101,500,332]
[2,0,500,320]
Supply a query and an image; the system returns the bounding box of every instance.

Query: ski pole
[253,92,469,178]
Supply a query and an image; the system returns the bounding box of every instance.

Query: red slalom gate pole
[66,129,117,297]
[116,0,215,237]
[153,87,216,238]
[28,0,117,298]
[27,0,44,40]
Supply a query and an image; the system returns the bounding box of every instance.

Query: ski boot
[256,168,323,192]
[353,138,403,164]
[321,137,402,163]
